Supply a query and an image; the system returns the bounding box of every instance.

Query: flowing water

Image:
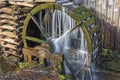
[39,2,92,79]
[41,1,120,80]
[29,0,92,79]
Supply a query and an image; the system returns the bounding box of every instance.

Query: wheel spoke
[30,13,49,38]
[58,22,82,40]
[23,36,45,43]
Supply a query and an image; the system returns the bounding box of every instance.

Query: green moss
[23,36,45,43]
[71,6,91,21]
[79,12,91,20]
[89,25,98,36]
[69,11,81,23]
[54,4,62,10]
[103,61,120,71]
[18,62,36,69]
[81,25,92,56]
[23,3,96,57]
[101,49,117,58]
[84,17,95,27]
[92,34,100,43]
[98,49,120,71]
[72,6,89,14]
[59,75,73,80]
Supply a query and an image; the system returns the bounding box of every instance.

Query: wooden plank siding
[0,0,56,2]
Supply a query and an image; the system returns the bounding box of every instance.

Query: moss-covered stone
[59,75,73,80]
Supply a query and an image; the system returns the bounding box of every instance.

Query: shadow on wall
[101,20,120,51]
[89,8,120,52]
[99,18,120,51]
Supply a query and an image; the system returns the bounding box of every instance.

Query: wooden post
[106,0,108,22]
[112,0,115,26]
[118,7,120,29]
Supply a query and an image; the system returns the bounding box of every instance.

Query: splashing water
[51,7,92,79]
[38,1,93,79]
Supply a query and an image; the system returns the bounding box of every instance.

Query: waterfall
[37,1,94,79]
[50,7,92,79]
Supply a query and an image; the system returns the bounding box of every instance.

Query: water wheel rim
[23,3,93,55]
[22,3,101,78]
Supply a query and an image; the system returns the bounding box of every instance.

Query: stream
[92,65,120,80]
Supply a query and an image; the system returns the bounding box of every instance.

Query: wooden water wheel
[22,3,101,78]
[22,3,101,59]
[0,1,102,79]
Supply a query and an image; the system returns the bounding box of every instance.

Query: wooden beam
[1,31,18,38]
[8,1,34,7]
[0,25,15,30]
[0,0,56,2]
[0,38,19,45]
[2,44,17,50]
[35,0,55,2]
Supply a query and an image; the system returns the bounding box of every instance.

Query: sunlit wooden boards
[0,3,31,57]
[0,0,56,2]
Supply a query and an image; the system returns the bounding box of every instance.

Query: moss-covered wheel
[23,3,101,78]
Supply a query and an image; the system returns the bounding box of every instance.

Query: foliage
[18,62,36,69]
[98,49,120,71]
[59,75,73,80]
[101,49,114,58]
[103,61,120,71]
